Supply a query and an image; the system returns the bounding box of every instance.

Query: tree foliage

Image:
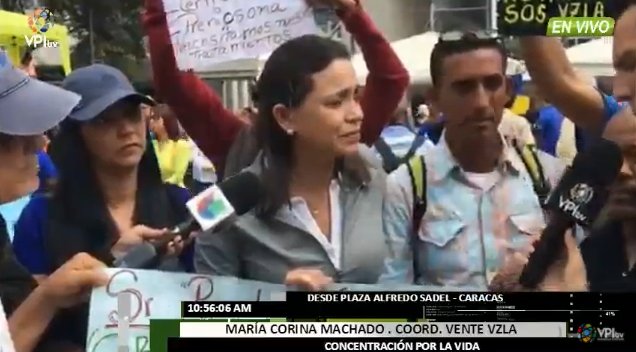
[42,0,148,79]
[0,0,29,12]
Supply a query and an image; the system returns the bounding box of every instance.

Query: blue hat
[0,50,80,135]
[62,64,154,122]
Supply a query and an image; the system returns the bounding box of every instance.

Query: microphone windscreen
[218,171,263,215]
[545,138,623,227]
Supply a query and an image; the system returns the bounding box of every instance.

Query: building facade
[217,0,500,110]
[351,0,495,46]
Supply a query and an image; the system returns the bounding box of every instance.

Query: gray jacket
[194,147,389,284]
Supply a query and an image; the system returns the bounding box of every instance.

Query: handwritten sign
[86,269,285,352]
[163,0,320,71]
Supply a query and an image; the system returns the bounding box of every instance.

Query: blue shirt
[418,120,445,144]
[379,135,567,289]
[12,185,193,274]
[36,150,57,193]
[576,94,623,151]
[535,105,564,156]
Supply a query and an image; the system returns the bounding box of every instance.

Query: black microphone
[114,172,262,269]
[519,138,623,288]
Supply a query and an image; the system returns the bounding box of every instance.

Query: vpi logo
[559,183,594,223]
[569,183,594,204]
[25,7,59,48]
[598,327,625,341]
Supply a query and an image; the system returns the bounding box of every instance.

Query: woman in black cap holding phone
[0,50,107,352]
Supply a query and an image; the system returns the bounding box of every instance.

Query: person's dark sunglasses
[438,30,501,43]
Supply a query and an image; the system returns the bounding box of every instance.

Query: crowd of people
[0,0,635,350]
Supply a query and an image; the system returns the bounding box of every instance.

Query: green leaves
[42,0,148,79]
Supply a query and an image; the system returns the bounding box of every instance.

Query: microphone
[518,138,623,289]
[114,172,262,269]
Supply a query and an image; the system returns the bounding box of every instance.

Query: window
[431,0,492,32]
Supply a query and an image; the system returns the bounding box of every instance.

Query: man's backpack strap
[406,155,427,235]
[375,137,400,172]
[403,134,427,161]
[512,143,551,204]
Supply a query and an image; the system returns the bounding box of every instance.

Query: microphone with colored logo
[114,172,262,269]
[518,138,623,288]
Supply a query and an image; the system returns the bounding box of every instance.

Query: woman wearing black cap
[0,51,107,352]
[11,63,193,349]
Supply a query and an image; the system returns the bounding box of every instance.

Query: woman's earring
[286,129,294,135]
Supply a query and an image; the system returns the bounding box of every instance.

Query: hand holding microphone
[517,138,623,289]
[111,225,169,258]
[489,229,587,292]
[114,172,262,269]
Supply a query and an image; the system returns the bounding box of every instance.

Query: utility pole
[89,6,95,63]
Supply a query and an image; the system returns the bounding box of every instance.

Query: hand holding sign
[305,0,358,11]
[285,268,333,291]
[41,253,108,308]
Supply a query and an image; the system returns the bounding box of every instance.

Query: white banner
[162,0,320,71]
[180,322,567,338]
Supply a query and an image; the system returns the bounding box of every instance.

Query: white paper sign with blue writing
[86,269,285,352]
[163,0,320,71]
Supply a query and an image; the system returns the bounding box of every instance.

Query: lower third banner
[167,337,633,351]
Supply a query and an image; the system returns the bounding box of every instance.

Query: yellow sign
[511,95,530,116]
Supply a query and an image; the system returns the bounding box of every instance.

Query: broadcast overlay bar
[179,321,566,338]
[181,292,627,321]
[148,319,632,352]
[167,337,630,352]
[140,292,635,352]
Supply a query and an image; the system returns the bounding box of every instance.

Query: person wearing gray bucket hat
[0,53,80,139]
[10,64,192,349]
[0,50,108,352]
[0,52,78,203]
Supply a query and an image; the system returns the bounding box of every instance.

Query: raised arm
[336,1,410,145]
[142,0,245,174]
[520,37,616,131]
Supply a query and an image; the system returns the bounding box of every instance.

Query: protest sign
[86,269,285,352]
[162,0,320,71]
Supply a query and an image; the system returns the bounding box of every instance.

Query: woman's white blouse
[275,180,343,269]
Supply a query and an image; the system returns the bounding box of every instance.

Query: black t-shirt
[580,222,636,292]
[0,215,37,315]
